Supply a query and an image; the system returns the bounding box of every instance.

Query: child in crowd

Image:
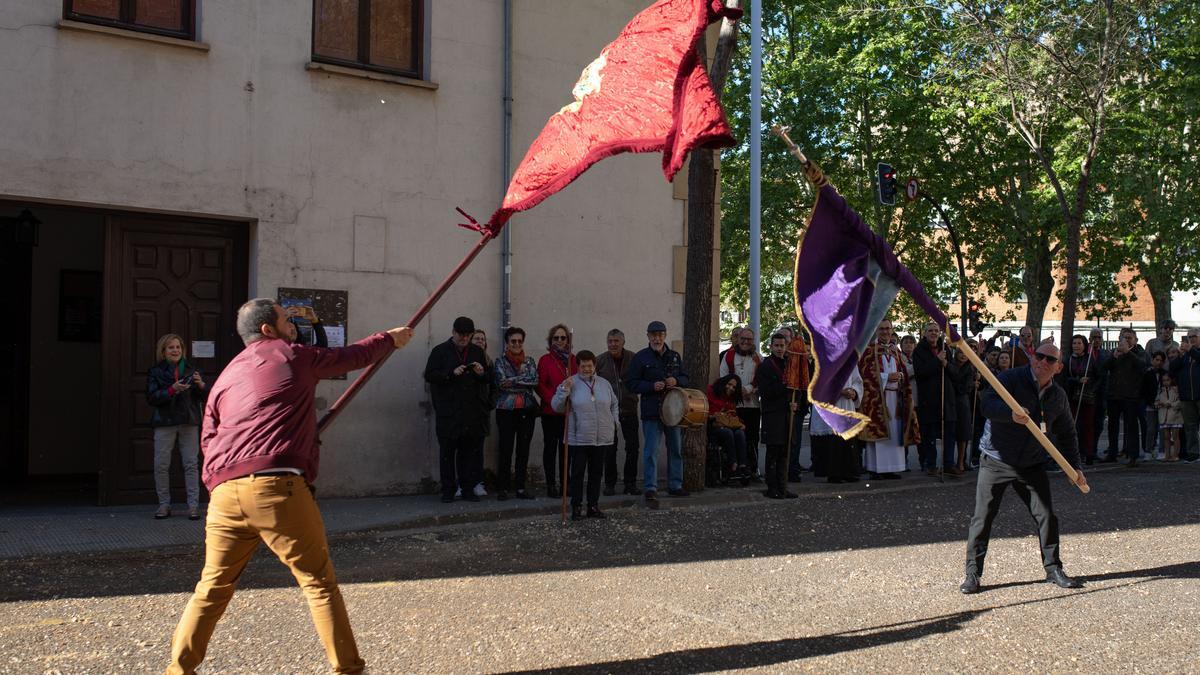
[1156,373,1182,462]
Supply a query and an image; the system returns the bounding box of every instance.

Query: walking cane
[966,366,979,471]
[1073,349,1092,422]
[561,396,570,525]
[937,328,946,483]
[785,389,797,480]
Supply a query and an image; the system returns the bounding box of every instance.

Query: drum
[660,387,709,428]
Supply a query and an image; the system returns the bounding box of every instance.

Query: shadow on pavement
[2,468,1197,603]
[499,579,1163,674]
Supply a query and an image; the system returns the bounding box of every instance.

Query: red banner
[488,0,740,229]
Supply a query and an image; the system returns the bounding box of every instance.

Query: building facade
[0,0,719,503]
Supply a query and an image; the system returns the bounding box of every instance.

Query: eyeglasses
[552,335,568,341]
[1034,352,1059,364]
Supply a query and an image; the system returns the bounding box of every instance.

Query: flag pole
[318,220,498,436]
[951,337,1089,493]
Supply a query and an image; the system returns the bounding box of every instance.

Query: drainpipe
[500,0,513,331]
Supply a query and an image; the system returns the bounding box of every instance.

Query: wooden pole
[951,337,1089,493]
[1073,349,1092,422]
[318,226,497,435]
[561,396,570,524]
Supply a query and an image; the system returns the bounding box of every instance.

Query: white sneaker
[454,487,462,498]
[473,483,487,497]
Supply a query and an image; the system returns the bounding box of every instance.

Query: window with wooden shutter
[313,0,423,79]
[65,0,196,40]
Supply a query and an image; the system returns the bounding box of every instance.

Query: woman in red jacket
[708,373,749,482]
[537,323,577,497]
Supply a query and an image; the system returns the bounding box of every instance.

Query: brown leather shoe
[154,505,171,520]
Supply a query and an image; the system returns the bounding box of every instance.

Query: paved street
[2,464,1198,673]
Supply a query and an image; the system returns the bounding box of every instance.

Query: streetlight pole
[748,0,761,344]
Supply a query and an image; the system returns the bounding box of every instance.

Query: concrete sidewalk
[1,459,1142,560]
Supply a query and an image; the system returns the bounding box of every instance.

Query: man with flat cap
[424,316,492,503]
[960,342,1088,594]
[628,320,690,507]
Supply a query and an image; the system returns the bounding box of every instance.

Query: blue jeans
[642,420,683,492]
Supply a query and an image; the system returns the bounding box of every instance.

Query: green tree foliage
[1092,1,1200,324]
[720,1,961,336]
[720,0,1163,342]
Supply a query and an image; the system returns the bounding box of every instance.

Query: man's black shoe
[781,490,798,499]
[463,493,480,503]
[1046,568,1083,589]
[667,488,690,497]
[496,491,509,501]
[644,490,660,508]
[602,485,616,496]
[571,505,583,521]
[960,571,981,594]
[587,505,605,519]
[516,489,535,500]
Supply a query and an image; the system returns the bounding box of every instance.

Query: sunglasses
[1034,352,1059,364]
[552,335,568,341]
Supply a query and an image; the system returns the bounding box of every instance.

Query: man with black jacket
[595,328,640,495]
[960,344,1088,594]
[913,322,960,476]
[628,320,690,506]
[424,316,493,503]
[1102,327,1148,467]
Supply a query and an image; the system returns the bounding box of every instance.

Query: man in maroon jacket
[167,298,412,674]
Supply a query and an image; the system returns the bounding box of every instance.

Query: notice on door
[192,341,216,358]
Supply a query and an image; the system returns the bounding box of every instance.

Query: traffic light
[968,300,987,336]
[877,163,898,205]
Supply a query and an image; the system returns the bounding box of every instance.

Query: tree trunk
[1060,215,1082,343]
[1021,243,1054,338]
[1144,272,1174,332]
[683,145,717,492]
[681,7,740,492]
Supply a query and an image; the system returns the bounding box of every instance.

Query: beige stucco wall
[0,0,706,495]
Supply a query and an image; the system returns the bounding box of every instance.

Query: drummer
[628,320,691,508]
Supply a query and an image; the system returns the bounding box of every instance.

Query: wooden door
[0,237,33,484]
[100,216,248,505]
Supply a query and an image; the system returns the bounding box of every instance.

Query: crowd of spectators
[416,315,1200,518]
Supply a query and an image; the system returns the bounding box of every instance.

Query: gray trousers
[1182,400,1200,459]
[153,424,201,508]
